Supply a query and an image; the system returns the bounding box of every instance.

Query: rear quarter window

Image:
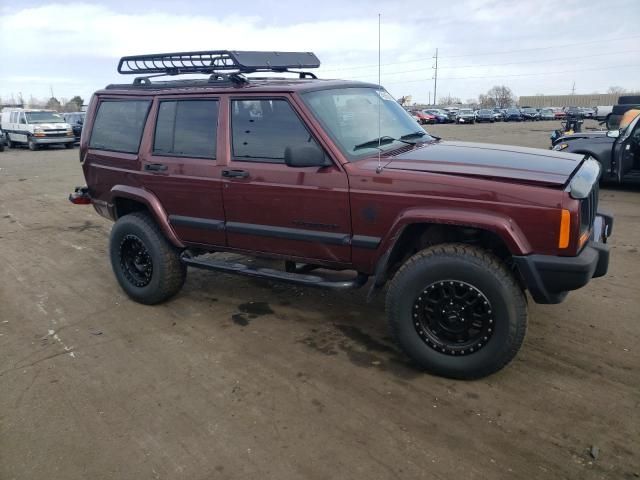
[89,100,151,153]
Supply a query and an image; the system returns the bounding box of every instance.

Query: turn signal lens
[578,230,590,249]
[559,209,570,248]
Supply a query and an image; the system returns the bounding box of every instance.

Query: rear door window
[89,100,151,153]
[153,99,218,159]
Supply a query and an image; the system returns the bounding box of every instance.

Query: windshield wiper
[400,131,427,140]
[353,135,415,152]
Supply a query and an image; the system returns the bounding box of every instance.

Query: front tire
[109,212,186,305]
[64,143,74,149]
[28,138,39,151]
[386,243,527,379]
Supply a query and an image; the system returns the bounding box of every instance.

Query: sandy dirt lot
[1,121,638,480]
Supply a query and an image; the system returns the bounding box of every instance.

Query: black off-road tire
[109,212,186,305]
[386,243,527,379]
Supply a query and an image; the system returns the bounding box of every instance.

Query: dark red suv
[71,51,612,379]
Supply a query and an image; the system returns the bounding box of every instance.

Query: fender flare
[109,185,184,248]
[366,207,531,300]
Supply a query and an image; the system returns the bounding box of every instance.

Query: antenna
[376,13,382,174]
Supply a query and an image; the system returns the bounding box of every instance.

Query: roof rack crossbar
[117,50,320,76]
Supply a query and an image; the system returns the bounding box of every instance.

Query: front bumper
[514,212,613,304]
[33,136,75,144]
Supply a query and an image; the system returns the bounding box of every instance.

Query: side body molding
[109,185,185,248]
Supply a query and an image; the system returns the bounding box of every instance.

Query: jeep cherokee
[70,50,612,379]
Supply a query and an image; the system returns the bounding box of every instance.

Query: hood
[559,131,608,141]
[35,123,70,130]
[387,140,584,186]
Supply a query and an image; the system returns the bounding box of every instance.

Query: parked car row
[408,106,574,124]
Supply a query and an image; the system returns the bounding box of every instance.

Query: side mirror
[606,129,620,139]
[284,144,330,168]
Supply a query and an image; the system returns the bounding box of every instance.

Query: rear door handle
[144,163,168,172]
[222,169,249,179]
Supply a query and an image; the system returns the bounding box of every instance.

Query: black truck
[551,98,640,184]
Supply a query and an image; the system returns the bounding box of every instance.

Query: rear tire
[109,212,186,305]
[386,243,527,379]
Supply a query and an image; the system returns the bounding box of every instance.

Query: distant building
[518,93,630,108]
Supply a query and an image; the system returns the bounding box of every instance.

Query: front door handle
[222,169,249,179]
[144,163,168,172]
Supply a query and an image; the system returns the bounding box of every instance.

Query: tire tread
[386,243,527,379]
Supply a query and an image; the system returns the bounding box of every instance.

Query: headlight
[553,143,568,151]
[569,158,600,199]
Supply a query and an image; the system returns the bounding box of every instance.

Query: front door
[139,97,227,246]
[614,112,640,183]
[221,96,351,263]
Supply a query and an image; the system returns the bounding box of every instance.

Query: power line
[318,34,640,72]
[330,49,640,79]
[363,64,640,85]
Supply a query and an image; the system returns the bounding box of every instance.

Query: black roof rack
[118,50,320,75]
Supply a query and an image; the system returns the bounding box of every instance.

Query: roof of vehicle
[100,77,380,96]
[100,50,381,96]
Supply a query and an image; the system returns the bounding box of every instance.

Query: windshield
[479,110,492,114]
[302,87,434,160]
[25,111,65,124]
[459,109,473,114]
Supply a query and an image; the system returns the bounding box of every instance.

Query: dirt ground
[1,120,638,480]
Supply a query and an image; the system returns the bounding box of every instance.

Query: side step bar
[182,256,368,290]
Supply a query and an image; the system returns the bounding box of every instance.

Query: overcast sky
[1,0,639,105]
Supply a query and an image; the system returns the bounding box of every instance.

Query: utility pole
[433,48,438,106]
[571,81,576,95]
[428,91,431,105]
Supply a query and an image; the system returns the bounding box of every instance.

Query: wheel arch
[109,185,184,248]
[368,210,530,296]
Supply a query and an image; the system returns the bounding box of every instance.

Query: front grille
[580,181,599,235]
[45,132,69,138]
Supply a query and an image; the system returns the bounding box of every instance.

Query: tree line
[0,94,85,112]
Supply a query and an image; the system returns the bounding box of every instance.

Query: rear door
[220,95,351,263]
[139,96,226,246]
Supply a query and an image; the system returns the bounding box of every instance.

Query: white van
[0,108,75,150]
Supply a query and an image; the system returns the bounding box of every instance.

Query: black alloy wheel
[119,234,153,288]
[412,280,494,356]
